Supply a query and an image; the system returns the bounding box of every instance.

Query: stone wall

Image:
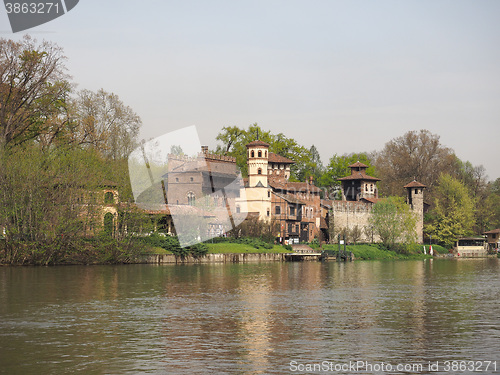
[144,253,287,264]
[330,201,380,243]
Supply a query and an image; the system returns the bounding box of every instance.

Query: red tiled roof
[349,161,369,168]
[268,152,295,164]
[338,172,381,182]
[404,180,427,188]
[360,197,381,204]
[246,140,269,147]
[321,199,333,208]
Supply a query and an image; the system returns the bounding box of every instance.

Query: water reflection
[0,259,499,374]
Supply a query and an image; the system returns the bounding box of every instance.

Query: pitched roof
[404,180,427,188]
[484,228,500,234]
[269,181,322,193]
[274,192,305,205]
[338,172,381,182]
[246,140,269,147]
[349,161,369,168]
[268,152,295,164]
[360,197,381,204]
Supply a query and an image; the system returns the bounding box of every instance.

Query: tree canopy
[425,174,477,246]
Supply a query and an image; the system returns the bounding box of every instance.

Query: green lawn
[322,244,443,260]
[206,243,291,254]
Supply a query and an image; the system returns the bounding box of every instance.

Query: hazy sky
[2,0,500,179]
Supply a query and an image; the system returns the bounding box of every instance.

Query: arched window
[258,150,262,157]
[104,212,114,236]
[257,168,262,175]
[265,151,268,157]
[187,192,196,206]
[267,209,270,217]
[104,192,114,204]
[251,150,255,158]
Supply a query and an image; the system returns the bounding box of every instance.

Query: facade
[454,237,488,257]
[330,163,426,244]
[240,140,322,244]
[483,229,500,251]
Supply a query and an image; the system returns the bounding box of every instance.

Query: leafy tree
[0,36,71,149]
[369,196,417,250]
[426,174,476,246]
[215,123,314,181]
[374,130,458,198]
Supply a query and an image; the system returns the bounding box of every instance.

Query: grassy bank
[322,243,449,260]
[205,243,290,254]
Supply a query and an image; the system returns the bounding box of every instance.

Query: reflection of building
[484,229,500,251]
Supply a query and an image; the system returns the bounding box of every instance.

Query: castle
[136,141,426,245]
[240,140,426,244]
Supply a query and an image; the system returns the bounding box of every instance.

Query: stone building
[238,140,322,243]
[329,162,426,244]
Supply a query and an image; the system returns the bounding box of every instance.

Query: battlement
[331,200,374,213]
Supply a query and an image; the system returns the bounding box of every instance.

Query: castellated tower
[404,180,426,243]
[247,140,269,187]
[245,140,272,220]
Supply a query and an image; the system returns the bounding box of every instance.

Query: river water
[1,259,499,374]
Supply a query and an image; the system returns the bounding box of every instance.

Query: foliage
[227,215,278,243]
[215,123,319,181]
[425,174,476,247]
[141,233,209,257]
[369,196,417,250]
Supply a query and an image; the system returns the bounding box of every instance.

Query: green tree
[426,174,476,246]
[215,123,314,181]
[369,196,417,250]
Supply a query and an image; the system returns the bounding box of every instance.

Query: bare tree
[0,36,71,149]
[374,130,458,198]
[71,89,141,159]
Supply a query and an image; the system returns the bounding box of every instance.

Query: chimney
[201,146,208,154]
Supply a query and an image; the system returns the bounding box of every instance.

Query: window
[187,192,195,206]
[251,150,255,158]
[258,168,262,175]
[258,150,262,157]
[275,206,281,215]
[267,209,270,217]
[265,151,268,157]
[175,177,179,182]
[190,177,194,182]
[268,191,270,198]
[104,192,114,204]
[290,206,295,216]
[370,184,373,192]
[236,205,240,213]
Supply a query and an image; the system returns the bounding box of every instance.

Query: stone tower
[244,140,272,220]
[404,180,426,243]
[246,140,269,187]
